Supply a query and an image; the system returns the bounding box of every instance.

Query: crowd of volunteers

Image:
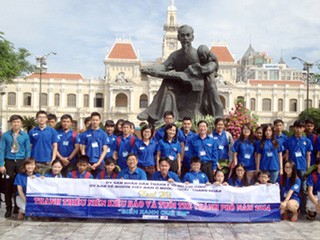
[1,110,320,222]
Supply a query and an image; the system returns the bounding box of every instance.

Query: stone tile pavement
[0,207,319,240]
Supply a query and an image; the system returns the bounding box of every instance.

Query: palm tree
[22,116,37,132]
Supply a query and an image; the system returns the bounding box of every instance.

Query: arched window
[278,98,283,111]
[139,94,148,108]
[41,93,48,107]
[262,98,271,111]
[67,94,76,107]
[289,99,297,112]
[54,93,60,107]
[115,93,128,107]
[250,98,256,111]
[304,99,312,109]
[23,92,32,106]
[84,94,89,107]
[8,92,16,106]
[95,93,104,108]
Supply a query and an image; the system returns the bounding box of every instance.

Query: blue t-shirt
[106,134,117,159]
[96,171,118,179]
[228,177,245,187]
[151,171,181,182]
[67,170,93,179]
[154,126,185,143]
[280,177,301,203]
[29,126,59,163]
[182,170,209,184]
[80,128,108,164]
[57,129,81,164]
[256,139,281,171]
[44,172,63,178]
[306,133,320,165]
[212,130,230,160]
[232,139,255,171]
[284,136,313,171]
[117,167,147,180]
[181,130,197,169]
[114,134,137,169]
[156,139,181,161]
[133,139,157,167]
[14,172,41,195]
[306,171,320,195]
[189,135,219,170]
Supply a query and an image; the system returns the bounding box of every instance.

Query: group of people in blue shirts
[1,110,320,222]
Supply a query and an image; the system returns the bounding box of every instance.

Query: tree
[298,107,320,132]
[22,116,37,132]
[0,32,34,84]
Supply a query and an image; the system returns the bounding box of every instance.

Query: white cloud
[0,0,319,77]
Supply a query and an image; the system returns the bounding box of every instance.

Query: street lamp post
[36,52,56,111]
[291,57,320,117]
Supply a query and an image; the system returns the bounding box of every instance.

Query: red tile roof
[250,80,305,85]
[27,73,84,80]
[211,45,234,62]
[107,42,137,59]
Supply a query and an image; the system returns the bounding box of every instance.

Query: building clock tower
[162,0,179,60]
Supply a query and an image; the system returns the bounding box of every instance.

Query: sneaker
[306,211,316,221]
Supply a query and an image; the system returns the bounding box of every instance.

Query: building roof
[210,45,235,62]
[27,73,84,80]
[249,80,305,85]
[107,41,137,59]
[242,44,255,58]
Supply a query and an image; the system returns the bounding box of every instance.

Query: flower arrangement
[225,99,259,140]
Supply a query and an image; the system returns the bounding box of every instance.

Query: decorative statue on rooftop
[138,25,223,124]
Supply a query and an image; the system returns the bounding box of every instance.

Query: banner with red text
[26,178,280,222]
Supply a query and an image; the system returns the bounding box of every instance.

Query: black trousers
[3,160,24,211]
[201,161,214,183]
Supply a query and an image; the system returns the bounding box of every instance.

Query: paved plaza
[0,207,319,240]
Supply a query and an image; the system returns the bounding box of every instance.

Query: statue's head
[197,45,210,63]
[177,25,194,48]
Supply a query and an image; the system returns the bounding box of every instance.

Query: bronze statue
[138,25,223,124]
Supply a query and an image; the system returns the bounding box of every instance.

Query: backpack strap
[312,172,318,185]
[313,134,317,146]
[116,136,121,149]
[130,136,135,147]
[71,170,77,178]
[84,172,91,179]
[72,130,77,143]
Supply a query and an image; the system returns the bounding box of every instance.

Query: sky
[0,0,319,78]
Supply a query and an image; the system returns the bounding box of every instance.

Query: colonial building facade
[0,0,318,131]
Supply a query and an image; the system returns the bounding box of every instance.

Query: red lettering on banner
[158,201,177,209]
[107,199,127,207]
[220,204,235,211]
[34,197,61,205]
[194,203,219,211]
[127,200,145,208]
[177,202,192,210]
[88,199,107,207]
[236,204,254,211]
[254,204,271,211]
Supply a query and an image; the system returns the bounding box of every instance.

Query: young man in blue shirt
[151,157,180,182]
[180,117,197,178]
[117,153,147,180]
[56,114,81,176]
[113,121,137,170]
[304,119,320,165]
[189,120,219,183]
[182,157,209,184]
[67,155,93,179]
[274,119,288,160]
[80,112,108,177]
[0,115,30,218]
[29,110,59,174]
